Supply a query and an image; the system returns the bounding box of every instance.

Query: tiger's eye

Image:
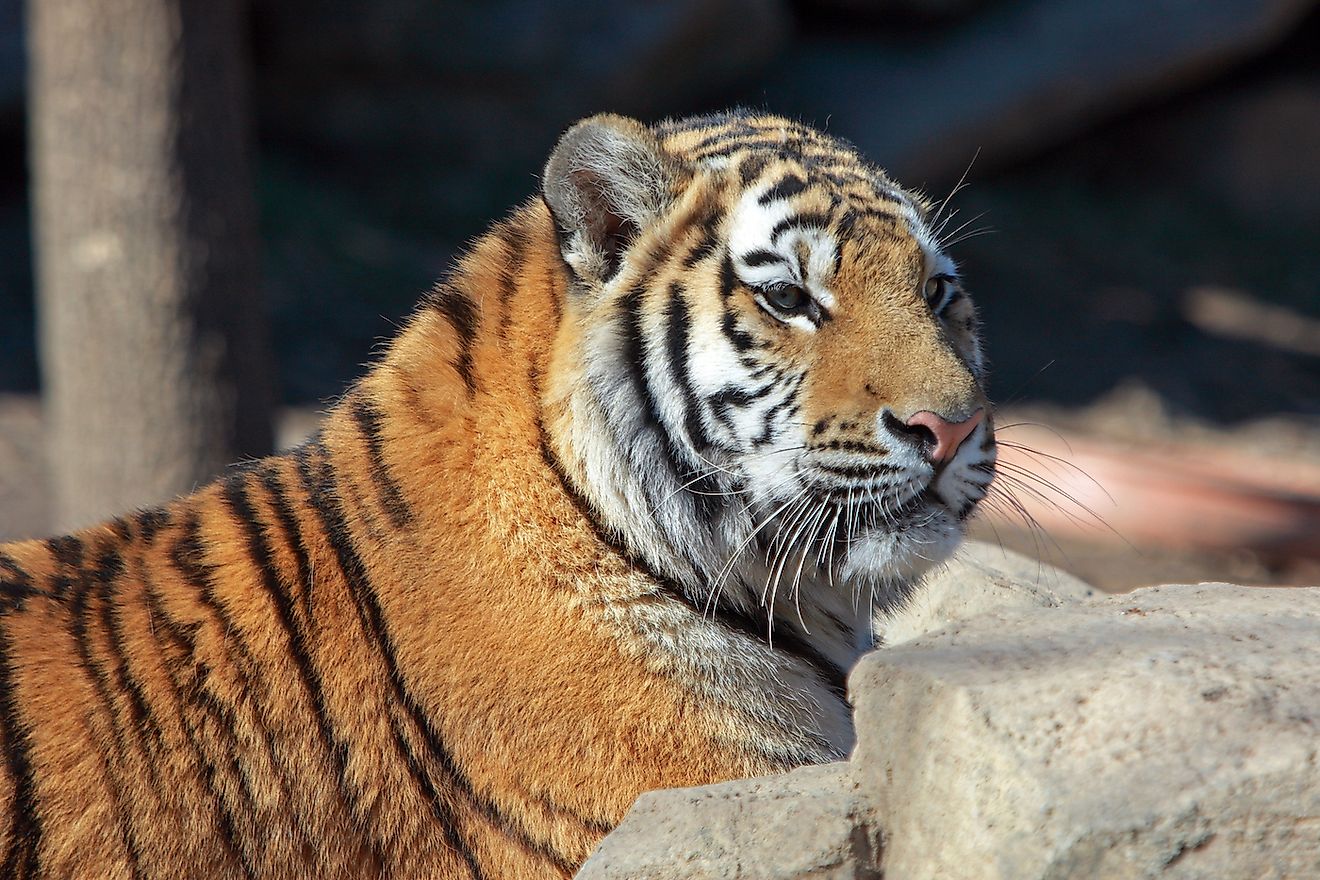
[923,277,944,304]
[766,284,808,312]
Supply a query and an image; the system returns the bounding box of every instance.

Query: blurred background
[0,0,1317,591]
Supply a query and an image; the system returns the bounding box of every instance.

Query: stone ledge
[576,763,877,880]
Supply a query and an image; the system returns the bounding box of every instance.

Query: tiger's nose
[887,408,984,464]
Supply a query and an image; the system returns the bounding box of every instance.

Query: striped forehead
[728,176,841,295]
[726,166,948,297]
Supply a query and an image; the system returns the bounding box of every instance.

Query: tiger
[0,110,995,879]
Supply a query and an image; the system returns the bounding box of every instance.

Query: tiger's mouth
[794,454,991,528]
[798,471,987,538]
[754,485,953,558]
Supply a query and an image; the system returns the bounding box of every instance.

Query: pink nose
[905,409,985,464]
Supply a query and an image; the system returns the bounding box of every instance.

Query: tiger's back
[0,111,996,878]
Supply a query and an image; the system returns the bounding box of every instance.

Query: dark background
[1,0,1318,584]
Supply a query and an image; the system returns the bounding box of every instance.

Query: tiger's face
[543,112,994,618]
[691,155,992,587]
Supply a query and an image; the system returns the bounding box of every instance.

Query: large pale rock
[576,763,878,880]
[880,539,1096,646]
[761,0,1317,182]
[580,578,1320,878]
[853,583,1320,879]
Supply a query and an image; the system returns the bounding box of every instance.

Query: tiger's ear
[542,114,681,283]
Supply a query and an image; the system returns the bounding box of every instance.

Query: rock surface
[577,573,1320,879]
[879,539,1096,646]
[576,764,878,880]
[855,583,1320,878]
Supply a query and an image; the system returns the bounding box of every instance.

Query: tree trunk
[28,0,275,532]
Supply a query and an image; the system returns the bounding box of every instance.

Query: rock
[579,582,1320,878]
[575,763,880,880]
[758,0,1318,183]
[879,539,1096,647]
[852,583,1320,878]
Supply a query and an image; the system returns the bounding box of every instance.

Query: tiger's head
[540,111,994,637]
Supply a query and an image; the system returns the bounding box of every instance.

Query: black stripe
[427,285,480,396]
[820,169,865,189]
[69,576,151,880]
[296,448,489,879]
[0,553,42,614]
[166,514,265,879]
[255,466,315,620]
[618,288,662,402]
[832,210,857,275]
[705,381,777,439]
[686,124,760,156]
[619,282,729,527]
[349,399,414,529]
[770,212,834,243]
[656,111,753,137]
[98,552,168,776]
[68,546,133,773]
[695,129,805,160]
[817,440,889,455]
[44,535,85,602]
[220,470,364,838]
[495,229,526,340]
[738,153,770,186]
[683,231,718,268]
[386,716,491,875]
[664,284,711,455]
[720,308,756,354]
[816,461,900,478]
[540,438,846,701]
[46,535,84,567]
[707,383,773,411]
[135,507,171,544]
[740,248,786,268]
[662,286,723,523]
[681,206,724,269]
[139,571,258,880]
[752,384,801,448]
[718,253,739,301]
[758,174,807,206]
[0,625,42,878]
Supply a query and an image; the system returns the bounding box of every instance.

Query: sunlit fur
[0,111,995,879]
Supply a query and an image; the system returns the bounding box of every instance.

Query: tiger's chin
[835,509,965,598]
